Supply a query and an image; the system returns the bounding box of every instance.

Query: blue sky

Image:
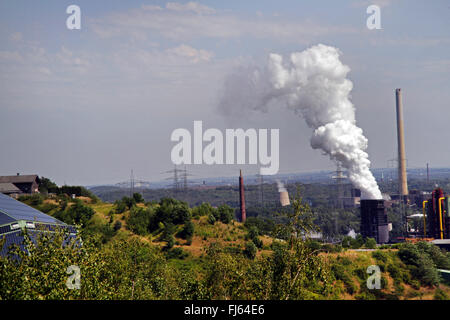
[0,0,449,185]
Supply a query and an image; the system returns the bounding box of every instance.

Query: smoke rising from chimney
[276,179,287,193]
[218,44,382,199]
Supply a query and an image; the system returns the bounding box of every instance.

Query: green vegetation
[1,189,449,300]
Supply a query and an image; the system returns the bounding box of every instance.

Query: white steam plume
[276,180,287,193]
[218,44,382,199]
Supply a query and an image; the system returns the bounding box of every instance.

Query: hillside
[1,192,449,300]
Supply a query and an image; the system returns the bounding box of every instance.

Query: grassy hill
[3,192,449,300]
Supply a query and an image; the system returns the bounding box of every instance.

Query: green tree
[126,207,154,236]
[38,177,59,194]
[364,237,377,249]
[55,199,94,226]
[132,192,144,203]
[218,204,234,224]
[179,220,194,243]
[243,241,257,260]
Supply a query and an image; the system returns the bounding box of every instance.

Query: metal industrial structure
[422,188,450,240]
[239,170,246,223]
[360,199,390,243]
[395,88,409,201]
[0,193,76,257]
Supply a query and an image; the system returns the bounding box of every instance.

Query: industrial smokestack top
[239,169,246,223]
[395,88,408,198]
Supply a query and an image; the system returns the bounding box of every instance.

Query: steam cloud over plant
[218,44,382,199]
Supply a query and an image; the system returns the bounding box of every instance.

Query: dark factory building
[360,199,390,244]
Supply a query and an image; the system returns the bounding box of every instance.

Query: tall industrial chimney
[395,88,408,200]
[239,170,246,223]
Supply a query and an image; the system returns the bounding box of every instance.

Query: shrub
[217,204,233,224]
[55,200,94,226]
[192,202,215,218]
[179,220,194,241]
[243,241,257,260]
[113,221,122,232]
[398,243,440,286]
[364,237,377,249]
[372,250,388,263]
[434,288,449,300]
[132,192,144,203]
[207,213,216,225]
[154,198,191,227]
[165,247,189,260]
[126,207,154,236]
[114,200,127,214]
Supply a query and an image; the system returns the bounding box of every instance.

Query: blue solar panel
[0,231,26,257]
[0,193,64,225]
[0,212,15,225]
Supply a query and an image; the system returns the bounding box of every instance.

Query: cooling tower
[395,88,409,200]
[280,191,290,206]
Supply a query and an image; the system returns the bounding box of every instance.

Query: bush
[165,247,189,260]
[154,198,191,228]
[126,207,154,236]
[192,202,215,218]
[179,220,194,241]
[243,241,257,260]
[83,222,116,245]
[207,213,216,225]
[113,221,122,232]
[217,204,234,224]
[372,250,388,263]
[434,288,449,300]
[332,263,356,295]
[132,192,144,203]
[351,234,364,249]
[55,200,94,226]
[398,243,440,286]
[364,237,377,249]
[114,200,127,214]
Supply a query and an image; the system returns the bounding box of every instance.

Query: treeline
[38,177,97,199]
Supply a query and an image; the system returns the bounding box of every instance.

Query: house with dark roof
[0,174,40,195]
[0,193,76,257]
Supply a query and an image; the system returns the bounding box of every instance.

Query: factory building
[0,193,76,257]
[360,200,390,244]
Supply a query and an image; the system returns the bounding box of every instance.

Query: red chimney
[239,170,246,223]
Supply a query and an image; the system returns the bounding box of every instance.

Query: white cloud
[351,0,395,8]
[166,44,213,63]
[9,32,23,42]
[165,2,216,14]
[368,36,450,47]
[91,2,358,42]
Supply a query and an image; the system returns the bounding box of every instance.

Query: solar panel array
[0,194,77,257]
[0,193,64,225]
